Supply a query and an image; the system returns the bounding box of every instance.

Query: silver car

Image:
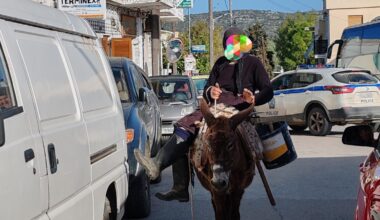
[150,75,198,143]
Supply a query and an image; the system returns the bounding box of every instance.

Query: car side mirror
[138,88,147,102]
[342,125,374,147]
[327,39,343,59]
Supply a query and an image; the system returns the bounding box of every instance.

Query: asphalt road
[128,126,372,220]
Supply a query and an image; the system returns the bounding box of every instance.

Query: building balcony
[160,7,184,22]
[120,0,175,10]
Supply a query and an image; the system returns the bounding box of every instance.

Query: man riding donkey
[135,27,274,202]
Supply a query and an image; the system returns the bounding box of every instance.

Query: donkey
[190,100,256,220]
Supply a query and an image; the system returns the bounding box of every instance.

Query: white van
[0,1,128,220]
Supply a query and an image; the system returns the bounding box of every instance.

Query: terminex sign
[58,0,106,19]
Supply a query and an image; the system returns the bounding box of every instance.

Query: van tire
[289,125,307,132]
[308,107,332,136]
[103,197,112,220]
[125,172,151,218]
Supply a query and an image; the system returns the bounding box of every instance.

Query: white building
[32,0,184,76]
[315,0,380,61]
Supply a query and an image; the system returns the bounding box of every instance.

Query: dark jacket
[176,54,273,135]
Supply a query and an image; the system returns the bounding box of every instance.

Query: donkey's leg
[230,190,244,220]
[211,193,227,220]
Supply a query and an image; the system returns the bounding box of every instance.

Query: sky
[189,0,323,14]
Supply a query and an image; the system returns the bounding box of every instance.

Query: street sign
[191,45,206,53]
[166,38,183,63]
[177,0,193,8]
[185,54,196,71]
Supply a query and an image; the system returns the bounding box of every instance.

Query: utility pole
[188,8,191,52]
[229,0,232,27]
[209,0,214,67]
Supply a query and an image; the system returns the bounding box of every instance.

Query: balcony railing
[160,7,184,22]
[122,0,175,9]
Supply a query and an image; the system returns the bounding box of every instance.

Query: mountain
[163,10,294,40]
[162,10,321,40]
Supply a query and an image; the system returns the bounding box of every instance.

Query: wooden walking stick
[237,124,276,206]
[256,159,276,206]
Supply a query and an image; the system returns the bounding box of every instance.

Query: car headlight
[181,106,194,116]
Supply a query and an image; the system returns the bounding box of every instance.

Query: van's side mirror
[327,39,343,59]
[0,117,4,146]
[342,125,374,147]
[138,88,147,102]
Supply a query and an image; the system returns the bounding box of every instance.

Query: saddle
[191,104,263,172]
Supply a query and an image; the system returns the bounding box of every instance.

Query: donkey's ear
[200,99,216,126]
[230,104,255,130]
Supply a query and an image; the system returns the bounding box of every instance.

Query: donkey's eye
[227,144,234,151]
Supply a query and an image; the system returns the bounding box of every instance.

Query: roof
[108,57,133,68]
[150,75,191,79]
[192,75,209,79]
[281,68,370,76]
[0,0,96,38]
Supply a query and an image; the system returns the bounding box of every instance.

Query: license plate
[162,126,174,134]
[359,92,373,98]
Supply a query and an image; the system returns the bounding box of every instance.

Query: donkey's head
[200,100,254,192]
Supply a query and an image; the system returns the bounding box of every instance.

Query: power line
[223,0,229,11]
[266,0,296,13]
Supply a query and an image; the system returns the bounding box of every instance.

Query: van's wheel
[103,197,112,220]
[308,107,332,136]
[125,171,151,218]
[289,125,307,132]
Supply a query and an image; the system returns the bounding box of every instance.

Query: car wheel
[125,171,151,218]
[103,197,111,220]
[308,107,332,136]
[289,125,307,132]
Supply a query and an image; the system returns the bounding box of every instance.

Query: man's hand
[210,83,222,100]
[243,88,255,105]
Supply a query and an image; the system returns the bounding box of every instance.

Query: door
[257,74,291,119]
[284,72,319,120]
[129,63,155,141]
[14,25,92,219]
[111,38,132,58]
[0,37,48,220]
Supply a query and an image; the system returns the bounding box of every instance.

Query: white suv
[256,68,380,136]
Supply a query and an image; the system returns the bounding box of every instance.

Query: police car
[256,67,380,136]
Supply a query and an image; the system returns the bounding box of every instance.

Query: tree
[275,13,317,71]
[164,21,224,74]
[247,23,273,77]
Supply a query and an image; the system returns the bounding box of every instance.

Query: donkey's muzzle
[211,164,230,191]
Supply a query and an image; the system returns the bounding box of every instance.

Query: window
[271,74,293,90]
[152,79,192,101]
[333,71,378,84]
[135,65,151,90]
[348,15,363,27]
[112,67,130,102]
[129,64,144,91]
[292,73,319,88]
[0,46,15,111]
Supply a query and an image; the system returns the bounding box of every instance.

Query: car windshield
[151,79,192,102]
[193,78,208,95]
[333,71,379,84]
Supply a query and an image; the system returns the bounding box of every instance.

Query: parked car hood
[159,101,196,121]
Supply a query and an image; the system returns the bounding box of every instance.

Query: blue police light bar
[297,64,335,69]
